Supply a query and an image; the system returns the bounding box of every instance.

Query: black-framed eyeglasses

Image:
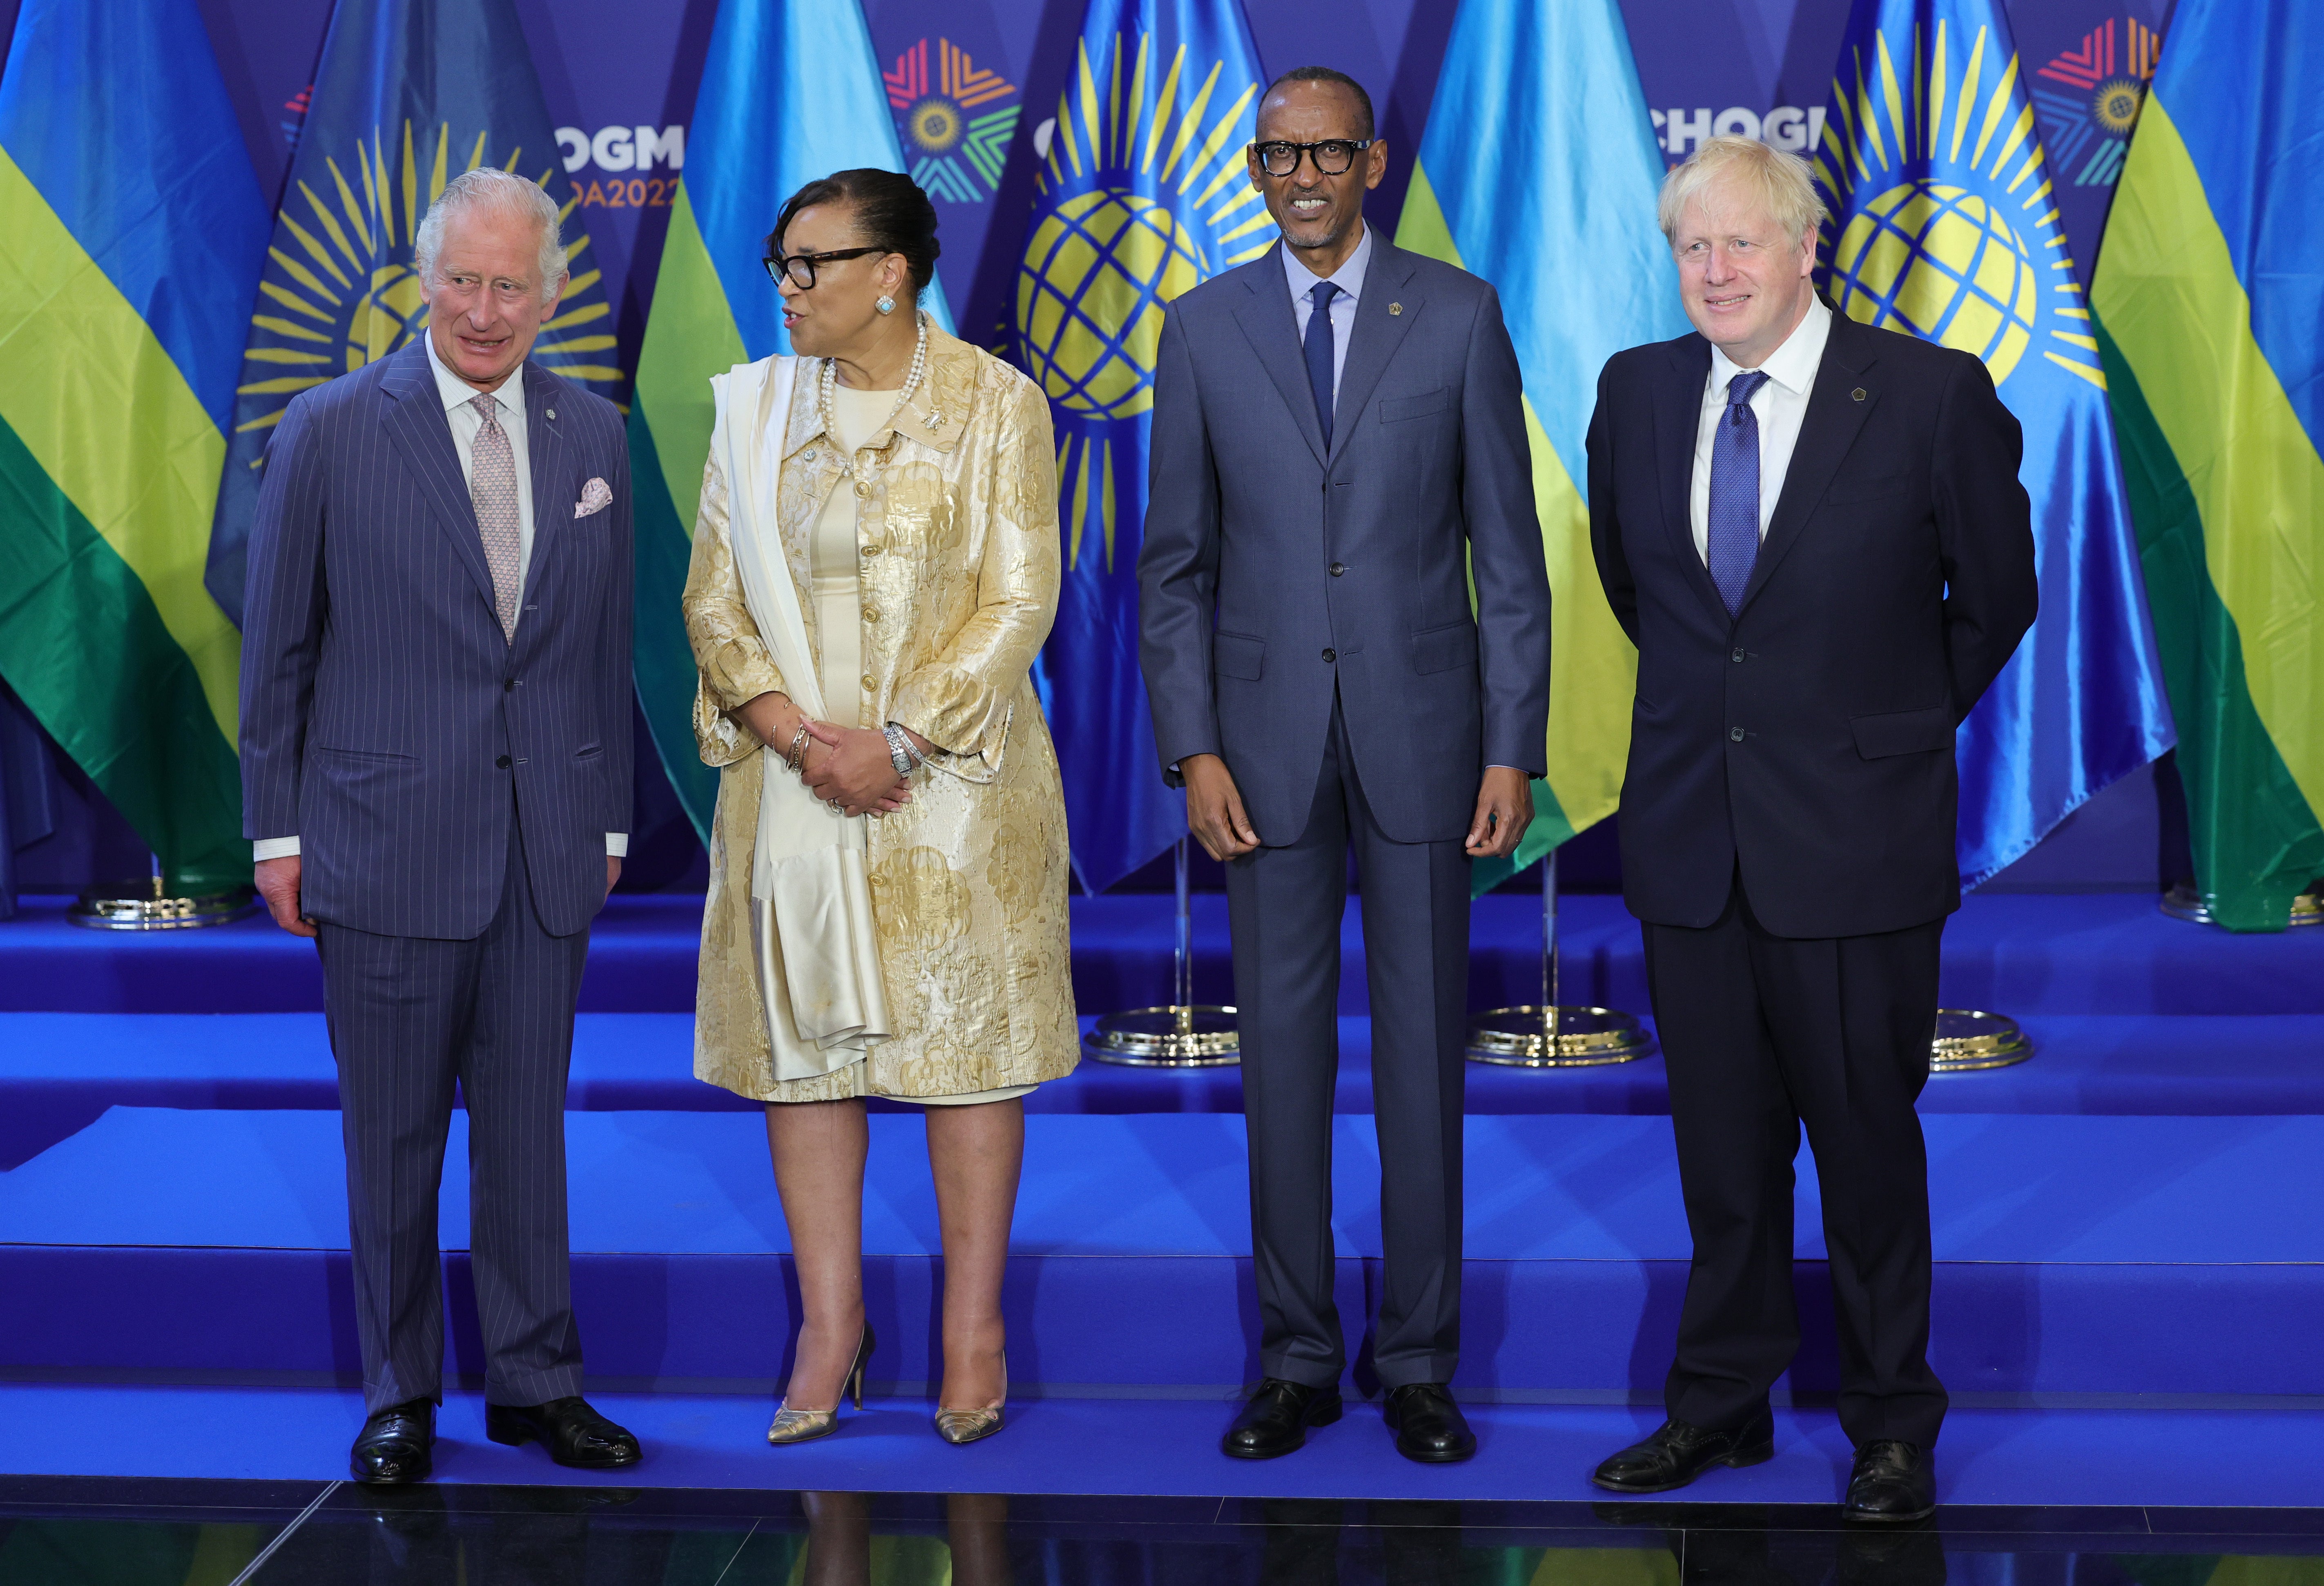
[763,246,885,289]
[1251,139,1374,178]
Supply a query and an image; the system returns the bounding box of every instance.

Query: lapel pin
[1851,388,1866,402]
[546,408,556,420]
[1388,302,1403,316]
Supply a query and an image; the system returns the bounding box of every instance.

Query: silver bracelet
[882,723,919,776]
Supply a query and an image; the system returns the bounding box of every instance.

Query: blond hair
[1657,136,1829,247]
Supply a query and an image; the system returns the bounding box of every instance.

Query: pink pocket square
[574,477,612,518]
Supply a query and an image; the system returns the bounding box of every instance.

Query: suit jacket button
[496,754,512,768]
[1322,648,1336,662]
[1329,562,1346,576]
[1728,728,1745,742]
[1731,647,1745,664]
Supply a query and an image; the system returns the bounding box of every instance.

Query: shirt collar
[1282,220,1373,305]
[422,324,524,417]
[1708,294,1831,400]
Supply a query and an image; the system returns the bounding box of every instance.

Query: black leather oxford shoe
[484,1396,642,1469]
[1590,1409,1775,1493]
[1385,1383,1476,1463]
[1843,1440,1936,1522]
[1222,1378,1342,1460]
[351,1399,435,1485]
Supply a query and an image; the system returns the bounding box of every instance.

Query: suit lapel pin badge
[1388,302,1403,316]
[1852,387,1867,401]
[575,477,612,518]
[546,408,556,420]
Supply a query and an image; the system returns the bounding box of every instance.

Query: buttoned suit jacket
[1138,238,1551,846]
[239,337,634,940]
[1586,308,2038,940]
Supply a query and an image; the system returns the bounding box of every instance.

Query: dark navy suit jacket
[239,338,634,940]
[1138,238,1552,846]
[1587,308,2038,940]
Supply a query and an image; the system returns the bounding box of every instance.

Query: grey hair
[414,168,569,296]
[1657,135,1829,247]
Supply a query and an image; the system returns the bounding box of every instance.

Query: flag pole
[68,849,256,931]
[1466,848,1651,1066]
[1085,837,1240,1066]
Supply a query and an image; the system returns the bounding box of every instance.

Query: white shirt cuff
[607,833,628,857]
[253,836,301,861]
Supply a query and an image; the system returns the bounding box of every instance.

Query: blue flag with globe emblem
[1013,0,1273,893]
[1812,0,2173,887]
[203,0,620,624]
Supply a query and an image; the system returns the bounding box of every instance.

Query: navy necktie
[1304,280,1340,447]
[1707,370,1771,615]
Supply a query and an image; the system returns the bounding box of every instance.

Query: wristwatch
[882,723,919,776]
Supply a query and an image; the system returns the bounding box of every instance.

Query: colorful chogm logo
[884,38,1021,204]
[2030,15,2159,187]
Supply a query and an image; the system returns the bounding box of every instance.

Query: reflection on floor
[2,1480,2321,1586]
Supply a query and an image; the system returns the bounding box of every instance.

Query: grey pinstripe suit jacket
[238,338,634,940]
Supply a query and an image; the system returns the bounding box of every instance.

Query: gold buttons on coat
[861,674,877,692]
[860,544,882,557]
[863,607,881,624]
[854,480,871,498]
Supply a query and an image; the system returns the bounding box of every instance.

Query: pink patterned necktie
[468,392,522,641]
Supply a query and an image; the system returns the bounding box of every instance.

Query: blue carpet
[4,892,2317,1016]
[0,1383,2318,1508]
[6,1110,2320,1398]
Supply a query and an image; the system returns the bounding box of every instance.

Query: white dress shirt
[1283,220,1372,403]
[254,333,626,862]
[1688,296,1832,564]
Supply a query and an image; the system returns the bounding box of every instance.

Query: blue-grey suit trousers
[1224,698,1470,1390]
[316,802,590,1414]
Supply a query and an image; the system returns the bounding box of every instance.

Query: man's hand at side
[606,857,622,898]
[254,855,317,938]
[1465,767,1533,859]
[1182,753,1260,861]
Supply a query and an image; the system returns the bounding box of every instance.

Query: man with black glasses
[1139,67,1550,1465]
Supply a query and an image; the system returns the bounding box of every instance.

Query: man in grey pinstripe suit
[239,169,641,1484]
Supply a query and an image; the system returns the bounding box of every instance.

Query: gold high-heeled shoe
[767,1322,875,1446]
[934,1349,1006,1445]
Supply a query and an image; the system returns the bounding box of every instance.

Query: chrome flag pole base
[68,884,258,931]
[2159,882,2324,929]
[1466,1005,1655,1067]
[1929,1009,2034,1073]
[1085,1005,1241,1066]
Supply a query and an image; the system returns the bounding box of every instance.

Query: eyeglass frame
[762,245,890,290]
[1249,138,1376,178]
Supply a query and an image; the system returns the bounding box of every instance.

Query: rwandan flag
[1014,0,1271,893]
[628,0,950,840]
[1396,0,1689,895]
[0,0,267,893]
[1814,0,2174,888]
[205,0,622,626]
[2093,0,2324,931]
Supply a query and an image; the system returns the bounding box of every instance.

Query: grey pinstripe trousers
[317,803,591,1414]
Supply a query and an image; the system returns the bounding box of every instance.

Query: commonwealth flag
[2092,0,2324,930]
[204,0,620,627]
[1814,0,2175,888]
[1395,0,1690,894]
[1014,0,1271,893]
[629,0,950,839]
[0,0,268,892]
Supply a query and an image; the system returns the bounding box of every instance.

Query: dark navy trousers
[1224,701,1471,1391]
[316,806,591,1414]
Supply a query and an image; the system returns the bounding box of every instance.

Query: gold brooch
[1852,388,1867,402]
[1388,303,1403,316]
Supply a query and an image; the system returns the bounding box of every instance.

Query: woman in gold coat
[681,169,1077,1448]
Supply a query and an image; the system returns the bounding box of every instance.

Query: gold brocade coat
[682,327,1079,1101]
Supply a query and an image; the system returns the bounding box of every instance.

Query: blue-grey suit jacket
[1138,239,1551,846]
[238,339,634,940]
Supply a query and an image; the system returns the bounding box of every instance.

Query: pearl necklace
[819,309,930,484]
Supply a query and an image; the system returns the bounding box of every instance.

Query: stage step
[4,1109,2316,1403]
[5,1011,2323,1171]
[4,892,2318,1017]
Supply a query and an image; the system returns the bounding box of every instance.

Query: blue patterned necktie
[1707,369,1771,615]
[1304,280,1340,447]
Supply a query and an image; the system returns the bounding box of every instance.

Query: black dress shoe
[484,1395,642,1469]
[1843,1440,1935,1523]
[1222,1378,1342,1460]
[1384,1383,1476,1463]
[1590,1409,1775,1493]
[351,1399,435,1485]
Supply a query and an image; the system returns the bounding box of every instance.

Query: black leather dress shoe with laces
[1590,1409,1775,1493]
[484,1396,642,1469]
[351,1399,435,1485]
[1221,1378,1342,1460]
[1385,1383,1476,1463]
[1843,1440,1936,1522]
